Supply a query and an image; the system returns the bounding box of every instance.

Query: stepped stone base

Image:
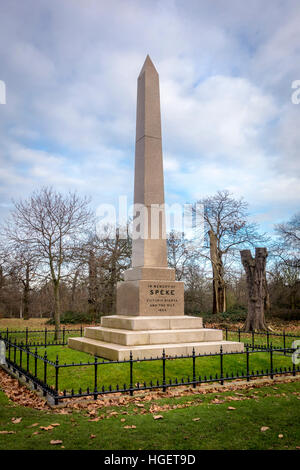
[68,315,244,361]
[101,315,203,330]
[68,337,243,361]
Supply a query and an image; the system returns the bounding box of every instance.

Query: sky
[0,0,299,236]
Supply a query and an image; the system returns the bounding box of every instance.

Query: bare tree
[5,187,93,338]
[274,212,300,269]
[269,261,299,312]
[184,263,212,314]
[167,231,199,281]
[240,247,269,331]
[94,226,131,314]
[193,190,267,314]
[9,246,39,320]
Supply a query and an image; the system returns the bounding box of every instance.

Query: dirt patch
[0,318,100,331]
[0,318,49,329]
[204,320,300,334]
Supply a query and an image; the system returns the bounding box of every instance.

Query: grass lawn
[6,343,296,395]
[1,317,298,395]
[0,380,299,450]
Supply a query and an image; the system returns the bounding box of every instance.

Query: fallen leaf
[40,425,54,431]
[123,425,136,429]
[0,430,16,434]
[51,423,60,427]
[11,418,22,424]
[90,434,96,439]
[261,426,270,432]
[28,423,39,428]
[228,407,236,410]
[153,415,164,420]
[278,434,284,439]
[120,418,126,423]
[192,418,201,421]
[50,440,63,445]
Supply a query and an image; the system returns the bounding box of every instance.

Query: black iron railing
[0,326,83,347]
[1,332,298,406]
[208,325,300,350]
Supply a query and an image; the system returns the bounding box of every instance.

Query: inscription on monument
[140,281,184,315]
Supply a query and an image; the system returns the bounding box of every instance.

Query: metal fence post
[129,351,134,396]
[162,349,166,392]
[270,343,273,379]
[238,328,241,342]
[26,345,30,382]
[94,356,98,400]
[55,355,59,405]
[283,330,286,355]
[43,350,47,396]
[34,347,38,389]
[25,327,28,347]
[45,328,47,346]
[20,342,23,370]
[293,356,296,377]
[192,348,196,388]
[246,346,250,381]
[225,327,228,341]
[267,330,269,349]
[252,330,255,348]
[62,326,65,345]
[220,346,224,385]
[13,339,16,365]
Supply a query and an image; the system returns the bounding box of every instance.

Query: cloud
[161,73,277,162]
[0,0,299,235]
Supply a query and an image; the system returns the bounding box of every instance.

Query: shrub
[46,310,103,325]
[199,306,247,324]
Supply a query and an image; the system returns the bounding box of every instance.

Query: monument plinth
[68,56,243,360]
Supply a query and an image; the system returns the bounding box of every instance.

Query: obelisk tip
[139,55,158,77]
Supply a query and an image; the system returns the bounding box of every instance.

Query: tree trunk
[23,263,30,320]
[240,247,269,331]
[88,250,97,321]
[209,230,226,314]
[70,269,79,312]
[53,281,61,340]
[290,288,296,311]
[264,278,271,313]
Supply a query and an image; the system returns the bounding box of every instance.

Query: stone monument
[68,55,243,360]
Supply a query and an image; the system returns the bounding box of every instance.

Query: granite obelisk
[68,56,244,360]
[132,54,167,269]
[116,55,184,316]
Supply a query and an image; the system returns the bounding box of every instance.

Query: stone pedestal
[68,315,243,361]
[116,279,184,316]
